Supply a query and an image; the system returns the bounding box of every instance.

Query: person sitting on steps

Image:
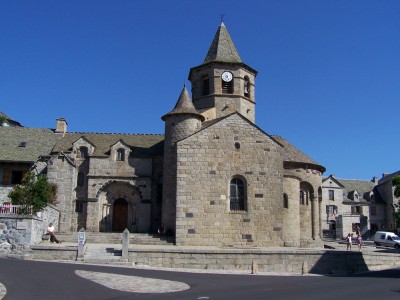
[47,223,62,244]
[157,223,166,236]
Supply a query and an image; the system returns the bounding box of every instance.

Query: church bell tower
[188,22,258,123]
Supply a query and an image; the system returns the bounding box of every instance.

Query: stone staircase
[51,232,174,266]
[80,244,131,266]
[55,232,175,245]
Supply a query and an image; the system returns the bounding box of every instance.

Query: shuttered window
[222,80,233,94]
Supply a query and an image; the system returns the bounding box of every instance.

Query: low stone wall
[30,245,78,261]
[0,218,31,255]
[0,205,60,256]
[129,248,400,275]
[7,242,400,275]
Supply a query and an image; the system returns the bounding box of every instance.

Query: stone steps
[55,232,174,245]
[81,244,131,266]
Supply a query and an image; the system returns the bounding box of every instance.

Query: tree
[0,115,7,125]
[8,171,57,214]
[393,175,400,198]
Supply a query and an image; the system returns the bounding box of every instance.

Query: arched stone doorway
[94,180,151,233]
[112,198,128,232]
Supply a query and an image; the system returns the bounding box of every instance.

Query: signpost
[77,228,86,259]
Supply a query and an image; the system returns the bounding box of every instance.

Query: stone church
[43,22,325,247]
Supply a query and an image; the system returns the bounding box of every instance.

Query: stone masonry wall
[284,166,323,244]
[129,248,400,275]
[282,177,301,246]
[175,114,284,247]
[47,155,76,232]
[162,115,202,233]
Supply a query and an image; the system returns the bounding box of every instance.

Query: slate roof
[378,170,400,184]
[272,135,325,172]
[335,178,376,202]
[188,22,257,80]
[203,22,242,64]
[336,178,375,195]
[322,175,345,188]
[161,86,204,121]
[51,132,164,157]
[0,127,60,162]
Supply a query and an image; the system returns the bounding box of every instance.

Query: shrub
[8,171,57,214]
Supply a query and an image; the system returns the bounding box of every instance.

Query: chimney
[372,176,379,185]
[55,118,67,135]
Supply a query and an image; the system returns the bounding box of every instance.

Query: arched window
[79,146,88,158]
[230,177,246,211]
[244,76,250,97]
[300,190,305,205]
[202,75,210,96]
[116,149,125,161]
[283,193,289,209]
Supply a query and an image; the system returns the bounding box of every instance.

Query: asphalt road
[0,258,399,300]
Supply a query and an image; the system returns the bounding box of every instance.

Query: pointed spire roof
[203,22,242,63]
[161,85,205,121]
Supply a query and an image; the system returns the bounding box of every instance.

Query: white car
[374,231,400,249]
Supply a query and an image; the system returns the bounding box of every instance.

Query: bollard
[302,261,308,275]
[77,228,86,260]
[251,261,258,274]
[122,228,130,259]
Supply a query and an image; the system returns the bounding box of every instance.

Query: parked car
[374,231,400,249]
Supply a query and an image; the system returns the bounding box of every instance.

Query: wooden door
[112,199,128,232]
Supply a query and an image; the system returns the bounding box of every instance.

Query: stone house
[0,121,60,205]
[321,174,388,239]
[373,171,400,231]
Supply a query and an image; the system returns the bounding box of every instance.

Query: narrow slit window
[244,76,250,97]
[202,75,210,96]
[283,193,289,209]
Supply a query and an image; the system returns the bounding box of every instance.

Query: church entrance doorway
[112,198,128,232]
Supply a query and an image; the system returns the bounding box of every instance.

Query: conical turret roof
[161,85,205,121]
[203,22,242,63]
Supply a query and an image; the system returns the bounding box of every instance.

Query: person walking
[357,234,363,251]
[346,233,352,250]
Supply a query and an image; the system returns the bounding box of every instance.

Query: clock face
[221,71,233,82]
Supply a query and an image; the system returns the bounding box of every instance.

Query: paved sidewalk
[75,270,190,293]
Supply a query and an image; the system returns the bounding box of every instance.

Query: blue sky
[1,0,399,180]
